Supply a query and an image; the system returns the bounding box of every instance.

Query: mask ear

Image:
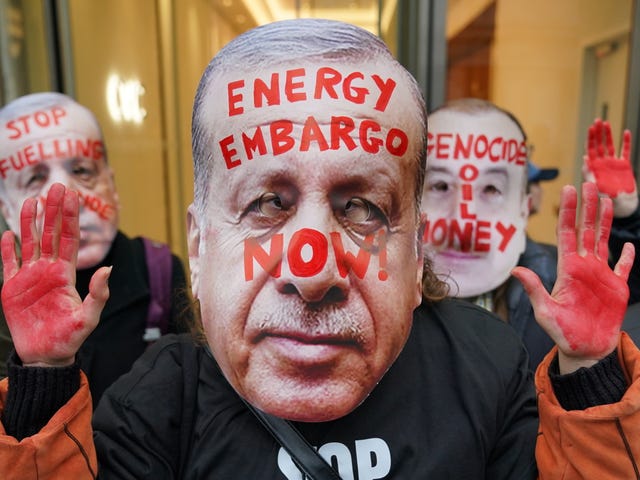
[187,204,201,300]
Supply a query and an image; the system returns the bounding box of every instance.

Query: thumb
[512,266,555,334]
[512,266,549,313]
[83,265,111,329]
[613,242,635,281]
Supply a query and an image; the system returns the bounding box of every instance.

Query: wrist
[612,190,639,218]
[558,351,599,375]
[22,357,76,368]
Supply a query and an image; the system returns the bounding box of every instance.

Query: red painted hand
[1,183,110,367]
[583,118,638,217]
[512,183,634,374]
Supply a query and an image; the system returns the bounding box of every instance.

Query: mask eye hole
[344,197,371,223]
[256,192,284,217]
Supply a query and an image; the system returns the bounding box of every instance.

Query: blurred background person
[0,92,192,405]
[422,98,556,369]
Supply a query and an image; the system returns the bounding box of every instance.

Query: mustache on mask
[253,301,367,344]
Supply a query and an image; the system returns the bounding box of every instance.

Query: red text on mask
[0,138,105,179]
[427,132,526,165]
[38,191,115,221]
[6,107,67,140]
[423,219,516,252]
[227,67,397,116]
[244,228,388,281]
[220,115,408,169]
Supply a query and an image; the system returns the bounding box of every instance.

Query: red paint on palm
[2,260,85,362]
[547,252,628,355]
[1,183,108,366]
[513,183,634,365]
[585,119,634,197]
[551,183,627,357]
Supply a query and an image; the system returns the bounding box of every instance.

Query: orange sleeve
[0,371,97,480]
[535,333,640,479]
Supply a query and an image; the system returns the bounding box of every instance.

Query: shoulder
[92,334,212,475]
[98,333,204,404]
[413,299,530,368]
[416,297,520,336]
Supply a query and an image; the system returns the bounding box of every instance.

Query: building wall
[65,0,252,261]
[448,0,634,244]
[68,0,169,245]
[492,0,632,244]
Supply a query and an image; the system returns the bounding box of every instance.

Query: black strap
[203,346,341,479]
[241,398,342,480]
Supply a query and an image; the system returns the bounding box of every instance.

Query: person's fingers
[557,185,578,259]
[1,231,19,281]
[581,158,596,183]
[19,197,39,263]
[613,242,635,282]
[41,184,66,259]
[512,266,551,323]
[587,124,598,161]
[596,195,612,260]
[578,183,598,254]
[59,190,80,263]
[83,266,111,331]
[622,129,632,162]
[604,121,615,157]
[595,119,606,158]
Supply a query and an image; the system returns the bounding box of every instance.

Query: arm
[610,207,640,304]
[583,119,640,303]
[0,184,109,478]
[513,182,640,478]
[582,118,637,218]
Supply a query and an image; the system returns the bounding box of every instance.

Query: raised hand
[512,182,634,374]
[1,183,110,367]
[583,118,638,217]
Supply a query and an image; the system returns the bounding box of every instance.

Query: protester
[0,19,637,479]
[0,93,192,404]
[527,160,559,216]
[582,118,640,306]
[581,118,640,349]
[421,99,556,369]
[513,182,640,478]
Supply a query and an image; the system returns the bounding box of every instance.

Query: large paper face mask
[188,58,425,422]
[421,109,529,298]
[0,95,119,269]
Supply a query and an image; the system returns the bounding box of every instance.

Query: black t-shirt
[93,299,538,479]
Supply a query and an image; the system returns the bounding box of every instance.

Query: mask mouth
[79,223,102,233]
[435,248,485,260]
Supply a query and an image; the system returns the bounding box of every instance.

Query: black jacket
[0,231,192,406]
[92,299,538,479]
[610,200,640,305]
[623,302,640,344]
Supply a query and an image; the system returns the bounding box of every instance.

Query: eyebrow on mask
[425,166,455,176]
[479,167,509,179]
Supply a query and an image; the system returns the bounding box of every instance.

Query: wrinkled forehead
[201,58,424,149]
[427,109,527,178]
[0,100,102,156]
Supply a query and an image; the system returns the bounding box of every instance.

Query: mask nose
[274,227,350,304]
